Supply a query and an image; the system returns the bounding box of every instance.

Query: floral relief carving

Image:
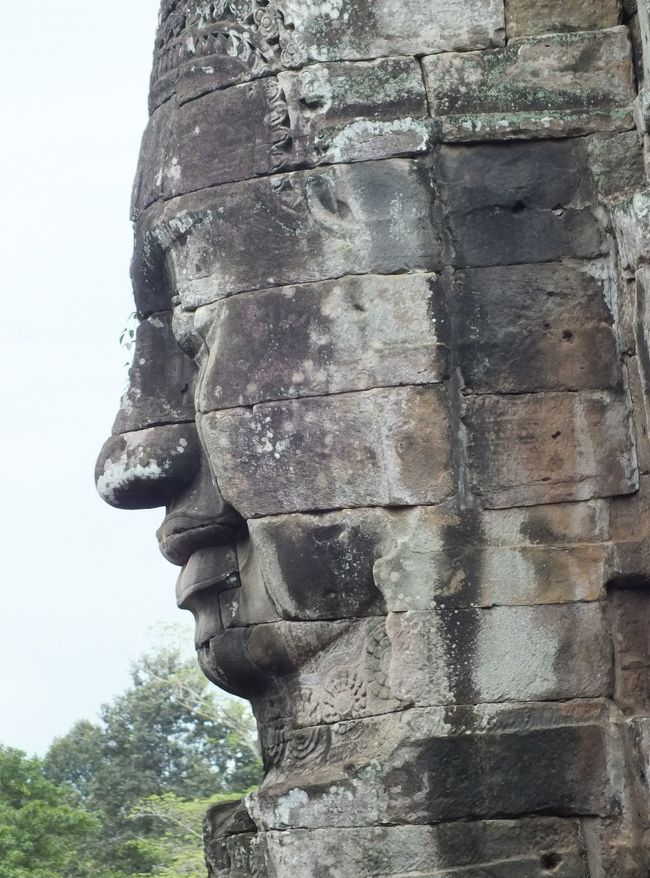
[322,667,368,722]
[152,0,307,90]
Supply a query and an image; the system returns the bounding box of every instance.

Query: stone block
[113,312,196,434]
[384,722,613,825]
[454,262,620,393]
[247,503,608,619]
[276,0,505,61]
[446,213,601,264]
[148,159,443,308]
[608,585,650,713]
[196,273,448,410]
[387,604,612,706]
[250,702,615,829]
[505,0,621,37]
[624,355,650,473]
[95,424,199,510]
[587,132,646,204]
[279,59,432,166]
[136,60,433,213]
[465,391,638,507]
[219,539,283,629]
[437,141,605,267]
[424,28,634,142]
[611,473,650,542]
[131,100,172,215]
[247,514,386,622]
[261,819,588,878]
[134,80,278,212]
[150,7,283,112]
[163,80,280,198]
[613,190,650,270]
[248,502,608,621]
[201,386,453,517]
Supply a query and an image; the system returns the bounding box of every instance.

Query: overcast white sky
[0,1,199,755]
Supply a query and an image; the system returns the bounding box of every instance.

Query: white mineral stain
[326,118,431,163]
[298,65,333,115]
[97,455,169,505]
[166,156,182,184]
[275,788,309,826]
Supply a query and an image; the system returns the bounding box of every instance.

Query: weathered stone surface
[382,722,612,824]
[438,141,605,267]
[274,0,506,61]
[196,273,448,410]
[424,28,635,141]
[609,585,650,714]
[219,539,283,629]
[454,261,620,393]
[387,604,612,706]
[202,386,453,517]
[257,699,610,769]
[176,545,240,647]
[613,190,650,270]
[98,2,650,874]
[145,159,443,308]
[95,424,200,510]
[505,0,622,37]
[140,80,280,210]
[587,132,646,203]
[247,503,608,619]
[260,819,588,878]
[247,514,386,622]
[136,60,433,213]
[465,391,638,507]
[279,59,432,166]
[113,312,196,433]
[151,0,505,114]
[623,353,650,474]
[249,703,615,829]
[609,474,650,579]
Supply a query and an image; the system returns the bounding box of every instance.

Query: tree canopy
[2,642,262,877]
[0,746,98,878]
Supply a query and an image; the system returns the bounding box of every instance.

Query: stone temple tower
[97,1,650,874]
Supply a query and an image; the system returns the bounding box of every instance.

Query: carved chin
[197,619,354,699]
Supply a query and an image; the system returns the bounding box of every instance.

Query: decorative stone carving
[96,0,650,874]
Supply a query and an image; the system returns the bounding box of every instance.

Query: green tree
[44,645,262,875]
[0,746,98,878]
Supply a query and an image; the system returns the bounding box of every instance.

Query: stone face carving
[96,0,650,874]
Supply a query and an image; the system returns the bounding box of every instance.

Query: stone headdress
[151,0,306,111]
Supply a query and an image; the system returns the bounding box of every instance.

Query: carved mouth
[157,511,243,566]
[175,545,241,608]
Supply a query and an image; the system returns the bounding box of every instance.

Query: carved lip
[175,545,240,609]
[157,512,241,566]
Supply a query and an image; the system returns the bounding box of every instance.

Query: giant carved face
[97,0,646,783]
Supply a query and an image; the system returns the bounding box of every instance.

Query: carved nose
[96,424,201,510]
[96,310,200,510]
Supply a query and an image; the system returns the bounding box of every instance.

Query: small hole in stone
[552,431,561,439]
[540,852,562,870]
[512,200,526,213]
[543,322,551,330]
[562,329,574,341]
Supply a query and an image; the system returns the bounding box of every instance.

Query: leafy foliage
[39,643,262,876]
[0,746,98,878]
